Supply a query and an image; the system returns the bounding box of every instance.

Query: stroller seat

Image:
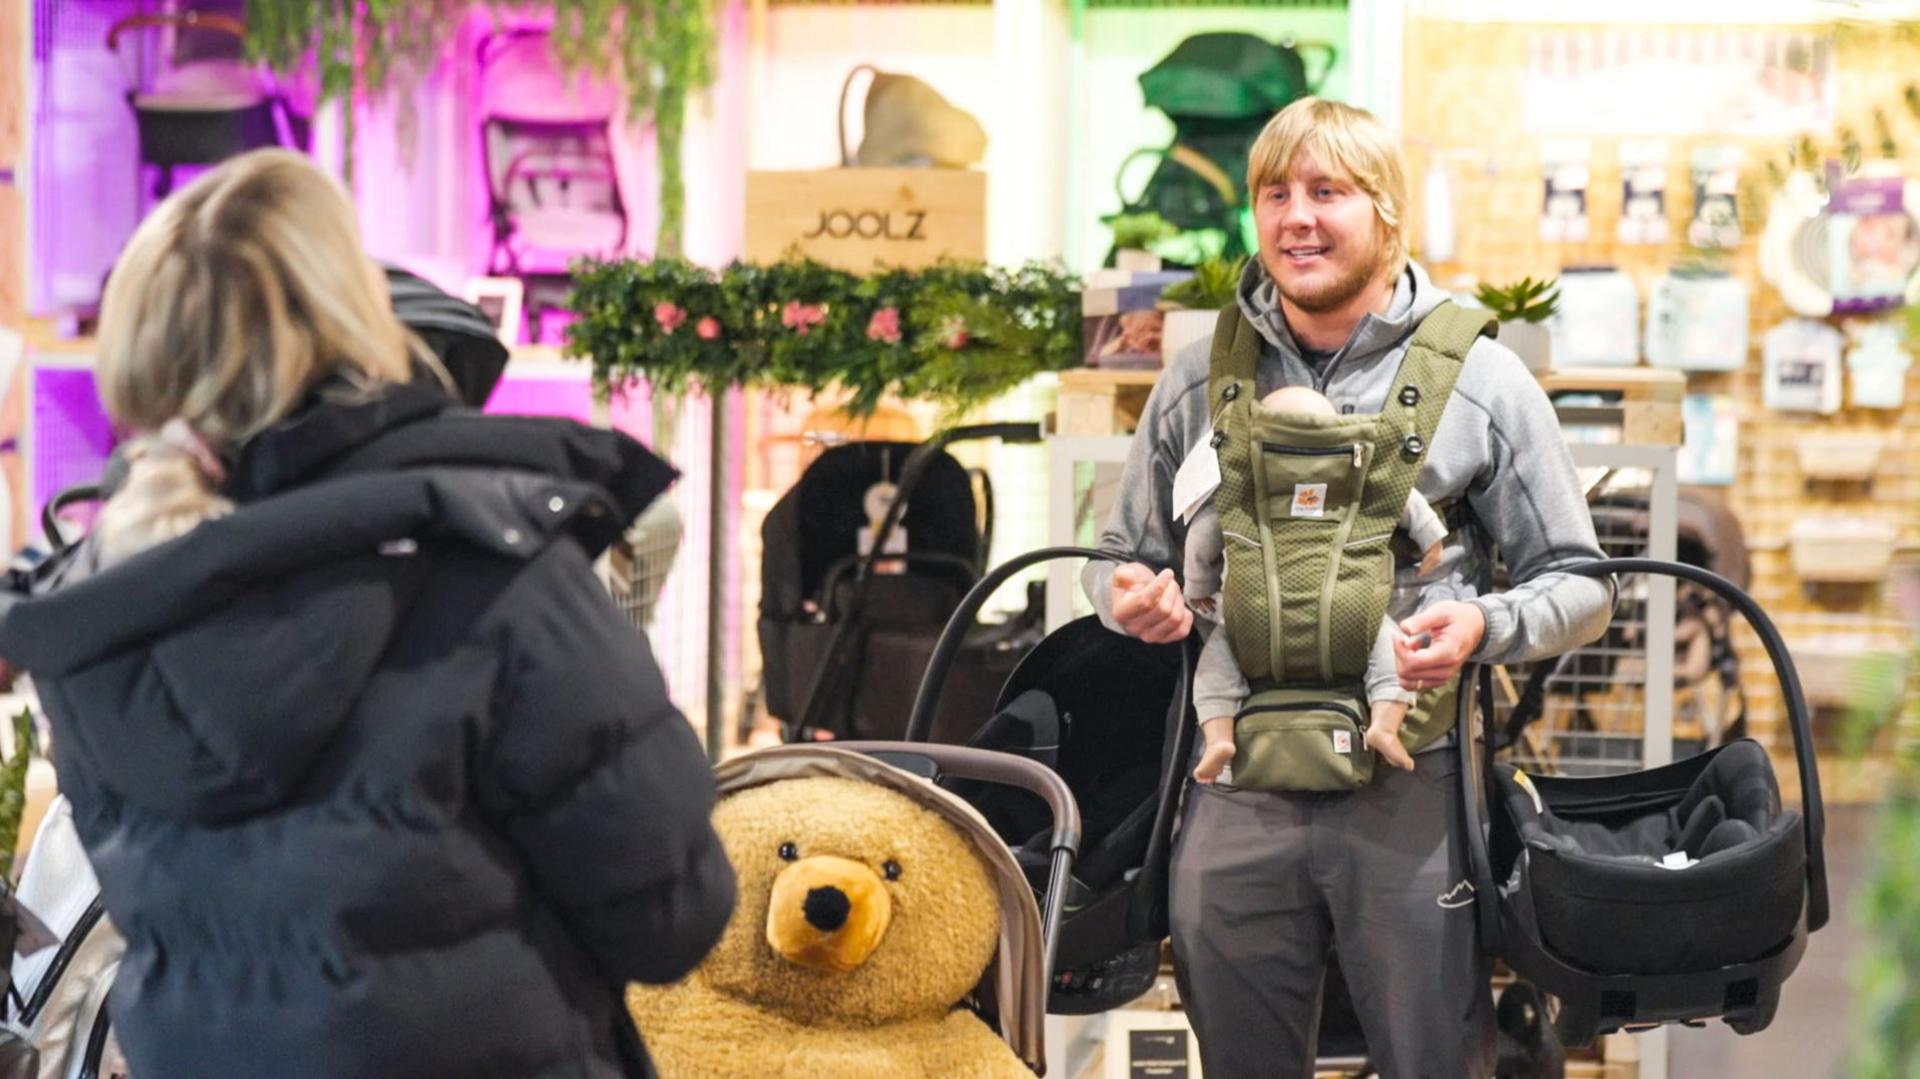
[761,432,1044,744]
[1494,738,1803,977]
[476,28,630,340]
[484,116,627,266]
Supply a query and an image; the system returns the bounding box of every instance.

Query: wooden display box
[1797,433,1886,482]
[744,168,985,273]
[1537,367,1685,447]
[1789,518,1898,584]
[1056,368,1158,437]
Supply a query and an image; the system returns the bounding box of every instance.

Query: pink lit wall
[27,0,754,730]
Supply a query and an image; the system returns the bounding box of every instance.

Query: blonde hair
[1245,97,1410,280]
[94,148,428,563]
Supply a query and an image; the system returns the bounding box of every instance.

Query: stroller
[758,424,1046,744]
[753,741,1076,1074]
[476,27,630,341]
[106,4,311,201]
[1462,559,1828,1048]
[1111,33,1334,262]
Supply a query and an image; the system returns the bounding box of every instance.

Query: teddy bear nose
[803,886,851,931]
[766,855,894,973]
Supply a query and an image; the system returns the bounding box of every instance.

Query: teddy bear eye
[778,842,798,861]
[882,859,902,882]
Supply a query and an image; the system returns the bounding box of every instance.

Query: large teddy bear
[629,748,1038,1078]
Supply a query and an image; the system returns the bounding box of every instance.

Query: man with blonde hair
[1083,97,1612,1076]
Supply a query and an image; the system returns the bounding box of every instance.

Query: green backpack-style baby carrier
[1206,301,1493,791]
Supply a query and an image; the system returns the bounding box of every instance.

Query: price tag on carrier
[1173,426,1222,525]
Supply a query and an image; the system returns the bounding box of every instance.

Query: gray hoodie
[1082,259,1614,722]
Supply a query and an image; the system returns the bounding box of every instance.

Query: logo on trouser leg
[1436,880,1476,909]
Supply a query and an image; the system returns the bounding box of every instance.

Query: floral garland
[564,257,1082,417]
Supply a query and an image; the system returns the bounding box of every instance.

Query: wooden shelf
[1054,364,1685,444]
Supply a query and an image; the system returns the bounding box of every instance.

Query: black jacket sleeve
[478,541,736,985]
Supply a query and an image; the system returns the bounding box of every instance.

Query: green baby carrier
[1207,301,1493,791]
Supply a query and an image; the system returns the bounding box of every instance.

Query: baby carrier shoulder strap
[1355,300,1495,548]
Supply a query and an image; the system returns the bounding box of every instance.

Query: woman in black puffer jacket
[0,149,734,1078]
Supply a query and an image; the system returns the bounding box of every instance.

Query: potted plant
[1105,212,1180,273]
[1473,276,1560,373]
[1157,256,1246,364]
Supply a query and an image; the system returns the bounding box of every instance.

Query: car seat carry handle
[836,740,1081,978]
[1455,666,1506,955]
[795,423,1044,738]
[41,484,101,556]
[1129,631,1201,946]
[908,547,1196,949]
[908,546,1116,745]
[1457,558,1828,945]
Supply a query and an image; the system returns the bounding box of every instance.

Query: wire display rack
[605,494,685,632]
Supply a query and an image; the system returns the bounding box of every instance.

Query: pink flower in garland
[654,301,688,333]
[695,316,721,340]
[866,306,902,344]
[781,301,827,336]
[940,315,969,350]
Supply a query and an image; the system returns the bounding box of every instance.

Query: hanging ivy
[245,0,719,256]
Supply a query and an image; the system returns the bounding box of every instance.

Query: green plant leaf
[1159,256,1247,310]
[566,256,1083,420]
[1473,276,1560,324]
[246,0,718,252]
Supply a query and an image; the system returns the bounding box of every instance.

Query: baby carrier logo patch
[1291,483,1328,518]
[1332,730,1352,754]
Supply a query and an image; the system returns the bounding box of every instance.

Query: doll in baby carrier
[1185,384,1448,785]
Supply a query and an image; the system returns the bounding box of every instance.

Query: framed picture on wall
[464,277,525,346]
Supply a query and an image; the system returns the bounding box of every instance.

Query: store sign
[745,169,986,272]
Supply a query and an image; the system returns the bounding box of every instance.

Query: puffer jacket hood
[0,380,676,826]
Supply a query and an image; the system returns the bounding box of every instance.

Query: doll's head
[1260,385,1338,416]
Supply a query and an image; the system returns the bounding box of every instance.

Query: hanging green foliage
[565,256,1083,417]
[245,0,719,255]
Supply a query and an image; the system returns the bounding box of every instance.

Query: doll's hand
[1364,722,1415,771]
[1365,701,1415,771]
[1193,730,1237,784]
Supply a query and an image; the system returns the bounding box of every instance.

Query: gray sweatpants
[1168,750,1495,1079]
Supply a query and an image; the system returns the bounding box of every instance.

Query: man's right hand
[1110,562,1193,643]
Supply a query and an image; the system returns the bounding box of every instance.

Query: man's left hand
[1393,601,1487,691]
